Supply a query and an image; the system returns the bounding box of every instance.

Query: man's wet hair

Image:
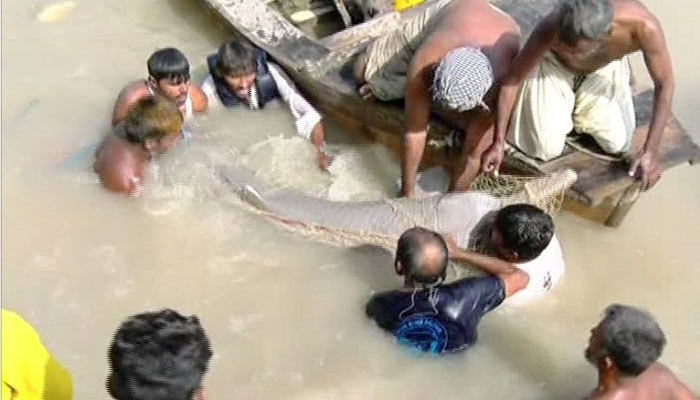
[147,48,191,83]
[599,304,666,376]
[108,309,212,400]
[123,95,183,145]
[395,227,448,286]
[215,39,256,78]
[495,204,554,262]
[558,0,613,46]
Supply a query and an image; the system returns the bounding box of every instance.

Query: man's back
[366,275,505,353]
[587,363,697,400]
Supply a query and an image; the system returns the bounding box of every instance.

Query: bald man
[365,227,529,354]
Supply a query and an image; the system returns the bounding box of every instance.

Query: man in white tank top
[111,48,208,139]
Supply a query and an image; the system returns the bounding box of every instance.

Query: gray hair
[558,0,613,46]
[431,47,493,113]
[599,304,667,376]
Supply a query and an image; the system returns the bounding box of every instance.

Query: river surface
[2,0,699,398]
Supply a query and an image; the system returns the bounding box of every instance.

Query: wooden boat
[198,0,700,226]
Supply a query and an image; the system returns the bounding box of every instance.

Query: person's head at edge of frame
[585,304,666,377]
[107,308,213,400]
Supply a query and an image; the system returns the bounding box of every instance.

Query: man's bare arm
[189,85,209,113]
[112,83,145,126]
[401,56,433,197]
[630,15,674,190]
[483,12,558,173]
[443,235,529,297]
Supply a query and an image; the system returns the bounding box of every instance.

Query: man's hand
[481,142,504,175]
[629,149,661,191]
[316,150,334,172]
[358,84,376,101]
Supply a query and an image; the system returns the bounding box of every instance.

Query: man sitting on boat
[95,96,183,196]
[584,304,697,400]
[365,226,530,354]
[112,48,208,134]
[352,0,521,197]
[486,0,674,191]
[201,38,332,171]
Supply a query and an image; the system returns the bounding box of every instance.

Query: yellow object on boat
[394,0,424,12]
[36,1,77,23]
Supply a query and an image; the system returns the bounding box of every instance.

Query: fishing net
[239,168,577,251]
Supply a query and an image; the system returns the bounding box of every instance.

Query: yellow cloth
[2,310,72,400]
[507,53,635,161]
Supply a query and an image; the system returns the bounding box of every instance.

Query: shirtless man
[112,47,207,129]
[584,304,696,400]
[353,0,521,197]
[95,96,183,196]
[485,0,674,191]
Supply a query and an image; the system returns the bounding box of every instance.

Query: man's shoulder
[116,80,149,104]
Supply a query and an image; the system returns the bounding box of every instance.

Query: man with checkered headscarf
[353,0,521,197]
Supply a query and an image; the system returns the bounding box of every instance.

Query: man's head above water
[214,38,258,101]
[490,204,554,263]
[147,47,191,106]
[394,227,449,287]
[107,309,212,400]
[586,304,666,376]
[122,95,183,155]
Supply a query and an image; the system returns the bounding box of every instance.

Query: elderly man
[486,0,674,191]
[353,0,521,196]
[107,309,213,400]
[365,226,529,353]
[584,304,696,399]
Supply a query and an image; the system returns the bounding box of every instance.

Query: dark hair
[147,48,191,83]
[395,227,448,286]
[558,0,613,46]
[215,39,256,78]
[600,304,666,376]
[108,309,213,400]
[495,204,554,262]
[123,96,183,145]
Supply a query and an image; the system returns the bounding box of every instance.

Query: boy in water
[201,38,331,170]
[112,47,208,127]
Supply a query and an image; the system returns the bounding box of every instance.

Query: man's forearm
[644,82,674,154]
[493,82,519,147]
[401,132,426,196]
[451,248,517,276]
[310,122,325,152]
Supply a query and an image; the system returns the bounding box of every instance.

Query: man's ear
[503,250,519,263]
[147,76,158,87]
[394,261,404,276]
[143,138,158,153]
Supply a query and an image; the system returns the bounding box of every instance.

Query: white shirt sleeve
[200,74,221,107]
[267,62,321,139]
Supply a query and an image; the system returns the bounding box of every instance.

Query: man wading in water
[94,96,183,196]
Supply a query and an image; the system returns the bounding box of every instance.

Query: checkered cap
[431,47,493,112]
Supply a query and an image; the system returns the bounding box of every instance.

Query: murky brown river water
[2,0,699,398]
